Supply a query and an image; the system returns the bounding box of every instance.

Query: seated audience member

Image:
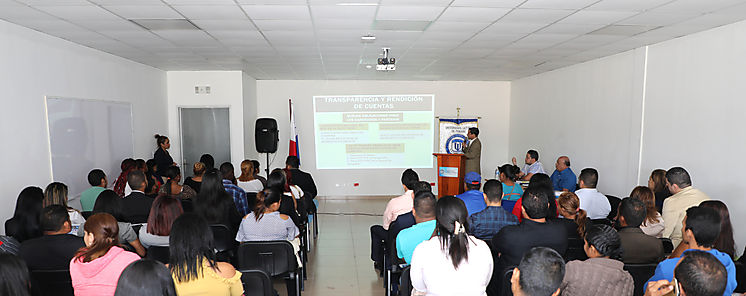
[285,155,318,199]
[279,168,306,211]
[169,213,243,296]
[617,198,664,264]
[122,171,155,224]
[556,192,591,261]
[396,191,437,264]
[92,190,146,257]
[5,186,43,242]
[220,162,250,217]
[81,169,107,212]
[573,168,611,220]
[699,201,735,259]
[493,187,568,273]
[139,196,183,249]
[70,213,141,296]
[193,170,242,235]
[648,169,671,213]
[158,166,196,200]
[456,172,487,216]
[646,206,736,296]
[114,259,176,296]
[511,174,558,221]
[561,224,633,296]
[513,149,546,181]
[645,251,727,296]
[44,182,86,234]
[237,160,264,193]
[413,180,432,195]
[0,253,31,295]
[199,154,216,171]
[550,156,577,192]
[113,158,137,197]
[250,160,267,188]
[183,162,205,194]
[468,179,518,240]
[629,186,665,238]
[0,236,20,255]
[370,169,419,268]
[267,169,302,227]
[235,188,299,242]
[511,247,566,296]
[410,196,493,295]
[145,159,162,196]
[20,205,85,270]
[498,164,523,203]
[661,167,710,247]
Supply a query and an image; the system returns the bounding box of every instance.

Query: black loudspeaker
[255,118,278,153]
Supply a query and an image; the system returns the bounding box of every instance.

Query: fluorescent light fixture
[337,2,378,6]
[361,34,376,41]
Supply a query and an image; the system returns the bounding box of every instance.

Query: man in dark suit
[462,127,481,175]
[20,205,85,270]
[617,198,664,264]
[285,156,317,199]
[490,187,568,295]
[121,170,154,224]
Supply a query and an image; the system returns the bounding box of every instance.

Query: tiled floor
[273,197,389,296]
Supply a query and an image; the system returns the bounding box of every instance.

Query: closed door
[179,107,231,171]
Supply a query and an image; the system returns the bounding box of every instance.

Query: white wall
[510,19,746,255]
[510,49,647,197]
[242,73,259,161]
[256,80,511,196]
[166,71,246,171]
[641,20,746,254]
[0,19,167,233]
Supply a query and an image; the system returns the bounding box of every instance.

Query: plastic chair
[81,211,93,219]
[624,263,658,296]
[210,224,236,253]
[308,199,319,239]
[735,261,746,293]
[237,241,301,296]
[605,195,621,220]
[180,199,194,212]
[30,269,74,296]
[659,238,673,255]
[246,192,258,213]
[563,237,588,262]
[383,214,415,296]
[500,268,514,296]
[146,246,170,264]
[398,265,412,296]
[240,269,275,296]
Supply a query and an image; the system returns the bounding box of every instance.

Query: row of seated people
[371,166,741,296]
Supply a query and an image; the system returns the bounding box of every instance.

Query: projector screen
[313,94,434,169]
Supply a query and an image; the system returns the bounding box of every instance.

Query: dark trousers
[370,225,387,264]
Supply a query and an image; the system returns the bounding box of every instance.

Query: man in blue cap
[456,172,487,216]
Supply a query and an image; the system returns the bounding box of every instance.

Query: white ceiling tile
[74,20,143,31]
[483,21,549,34]
[376,6,445,21]
[314,18,372,29]
[654,0,746,13]
[173,5,248,20]
[426,21,491,33]
[241,5,310,20]
[379,0,452,6]
[438,7,511,22]
[588,0,673,12]
[164,0,236,4]
[90,0,165,4]
[253,19,313,31]
[154,30,217,46]
[500,8,575,23]
[191,20,256,31]
[311,5,377,20]
[616,11,698,26]
[207,30,265,41]
[451,0,525,8]
[520,0,599,9]
[537,23,607,34]
[16,0,90,5]
[557,10,639,24]
[102,5,182,19]
[8,19,82,32]
[34,5,122,21]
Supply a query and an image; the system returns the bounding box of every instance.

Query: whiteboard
[46,97,134,204]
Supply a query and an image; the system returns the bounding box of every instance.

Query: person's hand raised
[644,280,674,296]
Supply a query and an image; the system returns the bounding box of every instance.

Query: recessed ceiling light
[365,65,373,69]
[361,34,376,41]
[337,2,378,6]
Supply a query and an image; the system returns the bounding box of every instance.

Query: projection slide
[313,94,434,169]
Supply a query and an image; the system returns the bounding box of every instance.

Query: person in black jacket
[20,205,85,271]
[285,156,317,199]
[121,171,154,224]
[153,134,175,178]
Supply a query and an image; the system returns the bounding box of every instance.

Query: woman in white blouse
[237,160,264,193]
[628,186,664,237]
[410,196,493,296]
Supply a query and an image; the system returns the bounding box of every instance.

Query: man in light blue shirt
[513,149,546,181]
[396,191,437,264]
[645,206,736,296]
[456,172,487,216]
[550,156,576,192]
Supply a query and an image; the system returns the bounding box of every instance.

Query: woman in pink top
[69,213,140,296]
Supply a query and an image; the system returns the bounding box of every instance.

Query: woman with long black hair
[5,186,44,242]
[192,169,241,234]
[410,196,493,295]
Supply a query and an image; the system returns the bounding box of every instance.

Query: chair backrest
[210,224,234,252]
[591,218,612,226]
[30,269,74,296]
[735,261,746,293]
[399,266,412,296]
[180,199,194,213]
[623,263,658,296]
[240,269,274,296]
[386,214,416,268]
[563,237,588,262]
[237,241,298,277]
[501,268,514,296]
[146,246,170,264]
[659,238,673,255]
[605,195,622,220]
[81,211,92,219]
[245,192,258,212]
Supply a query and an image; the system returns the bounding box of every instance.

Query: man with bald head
[550,156,576,192]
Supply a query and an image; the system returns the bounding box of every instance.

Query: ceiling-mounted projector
[377,48,396,71]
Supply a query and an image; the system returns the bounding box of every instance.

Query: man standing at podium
[462,127,481,175]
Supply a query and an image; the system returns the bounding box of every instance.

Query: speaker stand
[265,152,270,177]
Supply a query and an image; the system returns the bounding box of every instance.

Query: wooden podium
[433,153,466,198]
